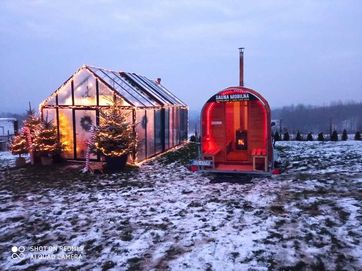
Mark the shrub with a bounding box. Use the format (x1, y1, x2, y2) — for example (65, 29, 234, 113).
(295, 131, 303, 141)
(355, 131, 361, 140)
(330, 130, 338, 141)
(306, 132, 313, 141)
(283, 132, 290, 141)
(317, 132, 324, 141)
(274, 131, 281, 141)
(341, 129, 348, 141)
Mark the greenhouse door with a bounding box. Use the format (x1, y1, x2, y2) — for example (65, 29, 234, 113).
(74, 109, 97, 160)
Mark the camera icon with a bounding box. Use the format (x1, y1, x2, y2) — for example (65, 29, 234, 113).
(11, 246, 25, 260)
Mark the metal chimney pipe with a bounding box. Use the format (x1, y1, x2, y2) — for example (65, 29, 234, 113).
(239, 47, 244, 87)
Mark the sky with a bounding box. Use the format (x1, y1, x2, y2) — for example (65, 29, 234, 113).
(0, 0, 361, 113)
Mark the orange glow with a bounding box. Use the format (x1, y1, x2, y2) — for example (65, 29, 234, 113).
(58, 112, 73, 157)
(237, 139, 245, 146)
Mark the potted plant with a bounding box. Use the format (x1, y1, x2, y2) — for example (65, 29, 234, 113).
(33, 119, 58, 166)
(93, 102, 136, 171)
(10, 133, 28, 167)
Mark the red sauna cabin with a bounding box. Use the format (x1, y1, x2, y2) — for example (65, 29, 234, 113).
(200, 49, 273, 174)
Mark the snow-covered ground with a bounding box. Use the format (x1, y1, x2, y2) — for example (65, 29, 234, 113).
(0, 141, 361, 270)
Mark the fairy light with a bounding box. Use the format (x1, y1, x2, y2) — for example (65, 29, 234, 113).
(10, 133, 28, 157)
(33, 122, 58, 154)
(94, 103, 137, 157)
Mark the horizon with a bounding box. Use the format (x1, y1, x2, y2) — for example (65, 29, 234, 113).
(1, 1, 361, 114)
(2, 98, 362, 116)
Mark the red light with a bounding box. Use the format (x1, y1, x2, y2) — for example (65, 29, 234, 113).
(219, 89, 247, 96)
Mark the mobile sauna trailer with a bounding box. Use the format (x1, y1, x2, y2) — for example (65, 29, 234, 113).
(199, 49, 272, 174)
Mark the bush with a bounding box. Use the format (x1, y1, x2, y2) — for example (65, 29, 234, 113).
(274, 131, 281, 141)
(306, 132, 313, 141)
(342, 129, 348, 141)
(330, 130, 338, 141)
(355, 131, 361, 140)
(317, 132, 324, 141)
(295, 131, 303, 141)
(283, 132, 290, 141)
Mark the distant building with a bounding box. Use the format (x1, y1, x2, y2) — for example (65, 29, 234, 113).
(39, 65, 188, 162)
(0, 118, 18, 151)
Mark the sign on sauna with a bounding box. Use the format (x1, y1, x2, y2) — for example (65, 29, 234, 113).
(208, 91, 257, 103)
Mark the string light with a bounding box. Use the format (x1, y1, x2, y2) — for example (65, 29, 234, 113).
(93, 102, 137, 157)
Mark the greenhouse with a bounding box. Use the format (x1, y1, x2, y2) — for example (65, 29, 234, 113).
(40, 65, 188, 162)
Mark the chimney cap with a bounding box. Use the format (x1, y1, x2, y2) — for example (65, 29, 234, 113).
(239, 47, 245, 52)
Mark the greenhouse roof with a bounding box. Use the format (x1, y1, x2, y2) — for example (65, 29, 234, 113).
(87, 66, 186, 107)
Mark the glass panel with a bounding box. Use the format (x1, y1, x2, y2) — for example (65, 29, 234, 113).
(75, 110, 97, 159)
(135, 110, 146, 161)
(173, 107, 177, 146)
(140, 75, 182, 105)
(88, 67, 151, 107)
(57, 80, 73, 105)
(158, 83, 187, 106)
(181, 108, 188, 141)
(73, 69, 97, 106)
(42, 109, 57, 126)
(43, 94, 56, 106)
(164, 108, 169, 149)
(108, 71, 154, 107)
(126, 73, 168, 105)
(176, 107, 180, 144)
(146, 109, 155, 157)
(58, 109, 74, 159)
(169, 107, 174, 147)
(98, 79, 114, 106)
(154, 109, 162, 153)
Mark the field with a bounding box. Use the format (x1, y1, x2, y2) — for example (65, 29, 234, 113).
(0, 141, 361, 270)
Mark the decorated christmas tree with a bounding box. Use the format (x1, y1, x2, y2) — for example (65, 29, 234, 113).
(33, 119, 58, 155)
(10, 133, 28, 157)
(94, 102, 136, 157)
(23, 106, 42, 139)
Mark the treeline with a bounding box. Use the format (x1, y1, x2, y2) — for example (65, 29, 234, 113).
(272, 101, 362, 133)
(0, 112, 27, 124)
(273, 130, 362, 142)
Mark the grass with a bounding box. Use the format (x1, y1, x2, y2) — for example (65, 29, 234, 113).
(0, 143, 196, 192)
(157, 142, 198, 165)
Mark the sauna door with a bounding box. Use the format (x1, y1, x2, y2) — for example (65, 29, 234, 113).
(74, 109, 97, 160)
(225, 102, 249, 162)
